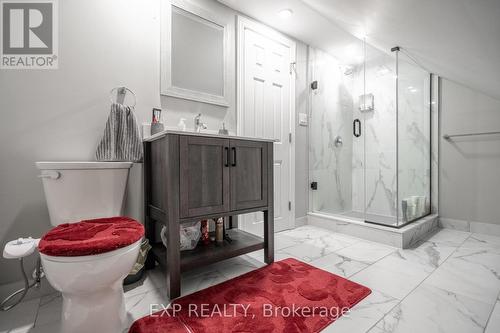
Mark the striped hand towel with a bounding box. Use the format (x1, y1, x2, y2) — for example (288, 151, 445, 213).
(95, 103, 143, 162)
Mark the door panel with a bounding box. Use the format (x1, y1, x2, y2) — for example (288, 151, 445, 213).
(239, 18, 294, 235)
(179, 136, 230, 218)
(273, 161, 282, 220)
(230, 140, 268, 210)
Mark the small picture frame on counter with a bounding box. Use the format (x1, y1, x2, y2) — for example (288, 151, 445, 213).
(151, 108, 164, 135)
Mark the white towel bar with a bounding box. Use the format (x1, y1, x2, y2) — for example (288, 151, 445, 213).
(443, 131, 500, 140)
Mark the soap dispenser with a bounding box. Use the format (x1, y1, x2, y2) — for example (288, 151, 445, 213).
(177, 118, 187, 131)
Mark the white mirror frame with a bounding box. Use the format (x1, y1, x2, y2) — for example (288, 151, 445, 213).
(161, 0, 229, 107)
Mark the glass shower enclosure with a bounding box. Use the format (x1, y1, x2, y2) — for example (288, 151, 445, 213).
(309, 40, 431, 227)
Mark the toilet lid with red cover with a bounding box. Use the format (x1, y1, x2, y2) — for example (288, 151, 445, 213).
(38, 217, 144, 256)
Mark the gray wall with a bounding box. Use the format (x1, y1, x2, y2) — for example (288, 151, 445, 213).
(439, 79, 500, 225)
(0, 0, 160, 287)
(0, 0, 309, 287)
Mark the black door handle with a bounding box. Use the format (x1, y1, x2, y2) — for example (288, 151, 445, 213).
(224, 147, 229, 167)
(353, 119, 361, 137)
(231, 147, 237, 166)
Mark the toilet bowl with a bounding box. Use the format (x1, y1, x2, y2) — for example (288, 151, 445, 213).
(35, 161, 140, 333)
(40, 239, 141, 333)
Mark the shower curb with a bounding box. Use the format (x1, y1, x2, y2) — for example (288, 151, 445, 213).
(307, 212, 439, 248)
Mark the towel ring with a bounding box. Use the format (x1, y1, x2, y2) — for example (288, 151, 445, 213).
(109, 87, 136, 108)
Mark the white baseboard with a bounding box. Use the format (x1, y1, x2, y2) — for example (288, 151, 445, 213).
(439, 217, 470, 231)
(470, 221, 500, 237)
(439, 217, 500, 237)
(295, 215, 307, 227)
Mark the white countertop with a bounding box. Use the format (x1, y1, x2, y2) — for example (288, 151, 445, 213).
(143, 129, 277, 143)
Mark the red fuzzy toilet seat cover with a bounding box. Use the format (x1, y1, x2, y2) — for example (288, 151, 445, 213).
(38, 217, 144, 256)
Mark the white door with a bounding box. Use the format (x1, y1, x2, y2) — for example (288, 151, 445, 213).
(237, 16, 296, 236)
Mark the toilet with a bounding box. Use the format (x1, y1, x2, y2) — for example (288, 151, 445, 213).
(36, 161, 143, 333)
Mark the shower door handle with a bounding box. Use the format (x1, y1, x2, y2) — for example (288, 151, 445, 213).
(353, 119, 361, 137)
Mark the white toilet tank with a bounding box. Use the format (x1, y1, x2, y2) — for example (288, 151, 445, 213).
(36, 162, 133, 226)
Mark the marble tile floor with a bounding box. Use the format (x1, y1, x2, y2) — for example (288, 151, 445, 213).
(1, 226, 500, 333)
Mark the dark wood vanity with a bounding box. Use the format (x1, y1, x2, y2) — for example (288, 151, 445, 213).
(143, 131, 274, 299)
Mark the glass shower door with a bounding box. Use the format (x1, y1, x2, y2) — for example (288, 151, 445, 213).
(309, 40, 364, 217)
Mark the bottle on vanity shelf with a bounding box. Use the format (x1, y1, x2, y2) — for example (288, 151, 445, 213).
(200, 220, 210, 245)
(215, 217, 224, 244)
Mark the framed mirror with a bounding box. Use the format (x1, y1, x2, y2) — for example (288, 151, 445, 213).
(161, 0, 229, 107)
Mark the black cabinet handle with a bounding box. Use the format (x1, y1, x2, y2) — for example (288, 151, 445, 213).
(224, 147, 229, 167)
(231, 147, 237, 166)
(353, 119, 361, 137)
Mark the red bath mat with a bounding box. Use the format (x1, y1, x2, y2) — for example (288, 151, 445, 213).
(129, 258, 371, 333)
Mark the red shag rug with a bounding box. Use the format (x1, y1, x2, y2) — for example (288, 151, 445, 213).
(129, 258, 371, 333)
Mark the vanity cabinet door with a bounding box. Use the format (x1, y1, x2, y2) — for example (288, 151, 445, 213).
(179, 136, 230, 218)
(229, 140, 268, 210)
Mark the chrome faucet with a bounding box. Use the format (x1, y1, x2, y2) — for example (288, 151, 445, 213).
(194, 113, 207, 133)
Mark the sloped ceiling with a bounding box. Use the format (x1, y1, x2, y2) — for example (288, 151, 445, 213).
(219, 0, 500, 100)
(219, 0, 364, 64)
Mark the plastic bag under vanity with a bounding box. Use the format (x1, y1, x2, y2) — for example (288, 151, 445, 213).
(161, 221, 201, 251)
(124, 238, 152, 285)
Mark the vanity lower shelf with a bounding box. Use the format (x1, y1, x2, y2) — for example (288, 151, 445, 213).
(150, 229, 264, 273)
